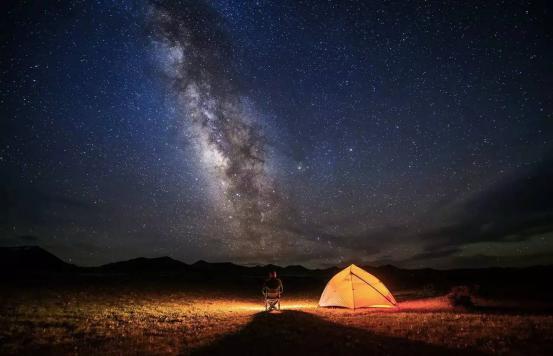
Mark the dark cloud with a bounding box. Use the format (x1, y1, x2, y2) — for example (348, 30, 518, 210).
(419, 151, 553, 250)
(406, 247, 462, 262)
(445, 251, 553, 269)
(16, 235, 40, 242)
(281, 151, 553, 266)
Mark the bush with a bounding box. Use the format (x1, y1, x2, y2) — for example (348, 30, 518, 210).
(447, 285, 476, 307)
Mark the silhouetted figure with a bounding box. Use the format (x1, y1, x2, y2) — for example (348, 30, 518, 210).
(262, 271, 283, 311)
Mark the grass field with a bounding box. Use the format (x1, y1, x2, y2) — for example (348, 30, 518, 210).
(1, 283, 552, 355)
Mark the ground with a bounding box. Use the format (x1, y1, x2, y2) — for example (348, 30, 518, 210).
(1, 283, 552, 355)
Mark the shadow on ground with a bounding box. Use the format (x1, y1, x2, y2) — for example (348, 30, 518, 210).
(189, 310, 482, 356)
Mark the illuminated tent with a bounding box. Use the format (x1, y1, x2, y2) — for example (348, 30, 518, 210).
(319, 264, 397, 309)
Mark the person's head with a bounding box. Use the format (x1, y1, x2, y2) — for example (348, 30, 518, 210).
(269, 271, 277, 279)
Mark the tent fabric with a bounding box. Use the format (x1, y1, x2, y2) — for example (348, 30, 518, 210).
(319, 264, 397, 309)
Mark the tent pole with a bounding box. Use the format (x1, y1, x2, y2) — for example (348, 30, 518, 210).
(350, 265, 355, 310)
(350, 270, 397, 306)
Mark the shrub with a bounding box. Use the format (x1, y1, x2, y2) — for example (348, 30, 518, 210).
(447, 285, 476, 307)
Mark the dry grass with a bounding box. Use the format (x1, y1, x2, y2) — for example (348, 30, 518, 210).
(312, 298, 553, 355)
(1, 287, 552, 355)
(0, 288, 260, 355)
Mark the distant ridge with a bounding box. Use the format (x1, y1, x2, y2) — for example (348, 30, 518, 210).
(0, 246, 75, 272)
(1, 246, 552, 297)
(2, 245, 553, 302)
(99, 256, 188, 273)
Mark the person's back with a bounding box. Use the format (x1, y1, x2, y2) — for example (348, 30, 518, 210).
(265, 277, 283, 291)
(263, 271, 283, 293)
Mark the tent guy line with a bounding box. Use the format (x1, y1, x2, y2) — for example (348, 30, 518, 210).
(350, 269, 397, 306)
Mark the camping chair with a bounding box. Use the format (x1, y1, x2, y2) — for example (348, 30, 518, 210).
(262, 287, 281, 311)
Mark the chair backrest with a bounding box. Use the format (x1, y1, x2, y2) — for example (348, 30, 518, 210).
(265, 289, 280, 298)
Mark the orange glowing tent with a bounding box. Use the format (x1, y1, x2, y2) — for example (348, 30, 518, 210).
(319, 264, 397, 309)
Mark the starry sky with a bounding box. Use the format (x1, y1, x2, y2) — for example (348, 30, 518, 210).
(1, 0, 552, 268)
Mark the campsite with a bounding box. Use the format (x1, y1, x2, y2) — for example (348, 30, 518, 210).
(2, 0, 553, 355)
(1, 247, 553, 355)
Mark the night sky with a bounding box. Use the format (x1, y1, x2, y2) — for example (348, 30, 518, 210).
(1, 0, 552, 268)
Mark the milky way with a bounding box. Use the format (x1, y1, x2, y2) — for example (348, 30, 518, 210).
(149, 1, 283, 253)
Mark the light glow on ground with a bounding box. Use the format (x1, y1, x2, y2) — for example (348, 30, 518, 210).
(169, 297, 450, 315)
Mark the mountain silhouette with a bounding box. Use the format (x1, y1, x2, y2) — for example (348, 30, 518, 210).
(0, 246, 75, 273)
(99, 256, 188, 273)
(1, 245, 552, 301)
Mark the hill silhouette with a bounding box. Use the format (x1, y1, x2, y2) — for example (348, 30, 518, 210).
(1, 246, 552, 300)
(0, 246, 76, 273)
(99, 256, 189, 273)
